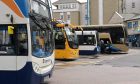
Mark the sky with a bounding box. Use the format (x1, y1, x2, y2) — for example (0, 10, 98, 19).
(51, 0, 87, 3)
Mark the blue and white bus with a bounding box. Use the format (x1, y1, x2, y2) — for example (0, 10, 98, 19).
(75, 30, 100, 55)
(0, 0, 55, 84)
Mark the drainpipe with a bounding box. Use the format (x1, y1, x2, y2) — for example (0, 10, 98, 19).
(99, 0, 103, 25)
(87, 0, 90, 25)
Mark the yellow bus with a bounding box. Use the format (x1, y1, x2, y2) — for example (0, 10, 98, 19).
(54, 23, 79, 60)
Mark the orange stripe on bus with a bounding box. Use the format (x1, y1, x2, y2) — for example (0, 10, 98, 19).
(2, 0, 24, 18)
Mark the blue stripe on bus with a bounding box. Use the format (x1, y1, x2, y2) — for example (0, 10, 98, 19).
(79, 47, 99, 55)
(0, 62, 53, 84)
(15, 0, 30, 17)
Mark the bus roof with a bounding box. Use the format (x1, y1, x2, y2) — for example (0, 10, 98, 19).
(99, 33, 111, 38)
(80, 24, 125, 29)
(75, 31, 97, 35)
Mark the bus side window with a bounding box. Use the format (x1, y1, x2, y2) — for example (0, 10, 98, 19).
(18, 28, 28, 56)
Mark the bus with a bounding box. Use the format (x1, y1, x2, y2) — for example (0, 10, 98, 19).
(54, 23, 79, 60)
(75, 30, 100, 55)
(0, 0, 55, 84)
(80, 24, 129, 53)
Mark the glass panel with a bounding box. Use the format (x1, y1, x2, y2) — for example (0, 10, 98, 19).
(30, 19, 54, 58)
(31, 1, 50, 17)
(0, 27, 15, 55)
(54, 28, 65, 49)
(65, 27, 78, 49)
(107, 27, 124, 44)
(133, 21, 138, 28)
(0, 25, 28, 56)
(128, 22, 132, 28)
(39, 4, 49, 17)
(17, 25, 28, 56)
(78, 35, 96, 45)
(31, 1, 39, 13)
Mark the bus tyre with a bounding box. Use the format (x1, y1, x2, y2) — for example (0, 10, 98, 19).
(40, 78, 47, 84)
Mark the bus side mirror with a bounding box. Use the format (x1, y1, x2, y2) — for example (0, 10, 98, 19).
(8, 26, 14, 34)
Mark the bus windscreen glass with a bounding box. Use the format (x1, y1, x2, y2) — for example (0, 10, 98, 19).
(31, 0, 50, 18)
(65, 27, 79, 49)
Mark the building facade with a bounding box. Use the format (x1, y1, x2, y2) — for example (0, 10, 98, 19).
(122, 0, 140, 14)
(52, 0, 87, 26)
(90, 0, 121, 25)
(80, 2, 88, 25)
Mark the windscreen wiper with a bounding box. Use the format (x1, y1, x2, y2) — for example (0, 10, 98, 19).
(41, 17, 52, 30)
(29, 13, 45, 30)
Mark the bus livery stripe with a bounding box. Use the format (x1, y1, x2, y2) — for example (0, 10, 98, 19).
(1, 0, 24, 18)
(15, 0, 29, 17)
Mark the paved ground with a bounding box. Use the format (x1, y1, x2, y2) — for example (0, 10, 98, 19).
(45, 49, 140, 84)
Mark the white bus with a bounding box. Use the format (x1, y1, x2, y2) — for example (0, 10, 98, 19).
(0, 0, 55, 84)
(75, 30, 100, 55)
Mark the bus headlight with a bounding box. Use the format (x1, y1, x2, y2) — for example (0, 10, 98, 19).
(32, 62, 41, 74)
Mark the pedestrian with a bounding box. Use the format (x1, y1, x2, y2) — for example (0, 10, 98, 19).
(100, 40, 105, 53)
(105, 41, 111, 53)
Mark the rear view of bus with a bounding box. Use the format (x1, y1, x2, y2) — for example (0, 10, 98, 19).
(54, 23, 79, 60)
(0, 0, 54, 84)
(75, 30, 100, 55)
(107, 25, 129, 53)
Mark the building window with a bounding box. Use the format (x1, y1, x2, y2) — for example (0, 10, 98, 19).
(128, 22, 133, 28)
(60, 15, 63, 20)
(63, 5, 65, 9)
(67, 15, 70, 20)
(59, 5, 63, 9)
(67, 12, 71, 24)
(72, 4, 76, 9)
(60, 13, 64, 20)
(68, 4, 71, 9)
(133, 21, 138, 28)
(66, 4, 68, 9)
(132, 2, 135, 8)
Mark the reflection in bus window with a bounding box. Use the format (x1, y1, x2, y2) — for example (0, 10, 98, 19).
(55, 28, 65, 49)
(65, 27, 79, 49)
(31, 20, 54, 58)
(0, 25, 28, 56)
(78, 35, 96, 45)
(31, 0, 49, 17)
(0, 27, 15, 55)
(17, 25, 28, 56)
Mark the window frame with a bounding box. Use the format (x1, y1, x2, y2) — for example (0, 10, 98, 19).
(0, 24, 28, 56)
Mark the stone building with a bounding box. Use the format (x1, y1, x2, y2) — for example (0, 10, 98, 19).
(53, 0, 87, 25)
